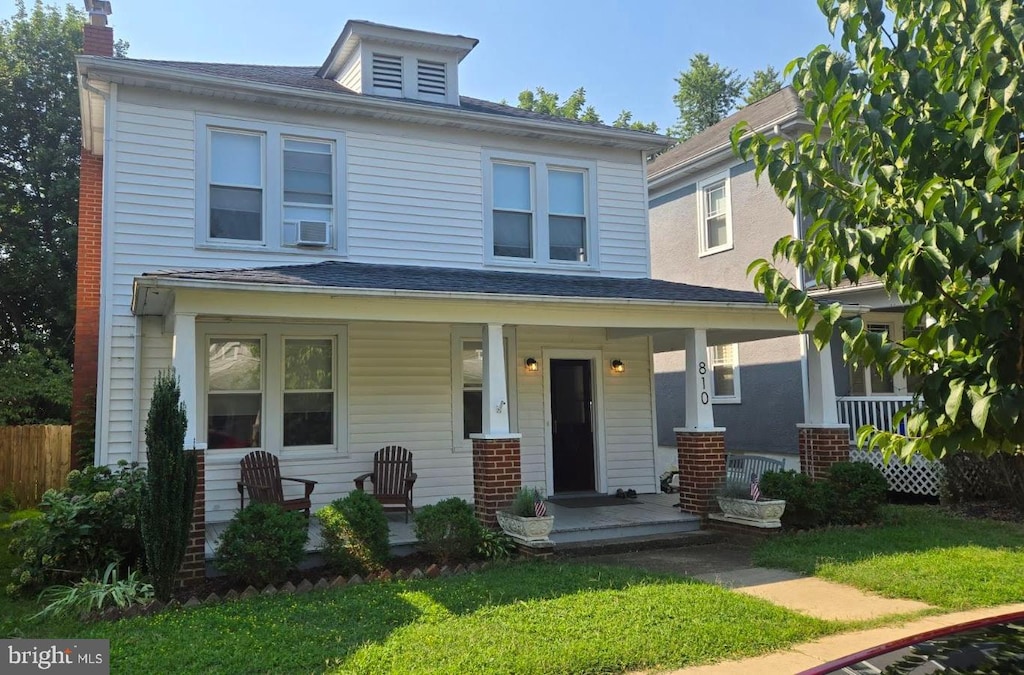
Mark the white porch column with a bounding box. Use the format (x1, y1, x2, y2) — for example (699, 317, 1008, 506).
(480, 323, 511, 436)
(805, 338, 839, 425)
(171, 311, 204, 449)
(682, 328, 716, 429)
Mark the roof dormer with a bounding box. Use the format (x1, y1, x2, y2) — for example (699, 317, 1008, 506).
(317, 20, 477, 106)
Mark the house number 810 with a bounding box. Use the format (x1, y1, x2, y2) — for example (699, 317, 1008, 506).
(698, 361, 709, 405)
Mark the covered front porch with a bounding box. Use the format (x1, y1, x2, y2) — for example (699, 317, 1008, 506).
(131, 260, 812, 561)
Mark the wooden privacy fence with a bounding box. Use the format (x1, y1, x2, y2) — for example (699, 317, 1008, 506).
(0, 425, 72, 506)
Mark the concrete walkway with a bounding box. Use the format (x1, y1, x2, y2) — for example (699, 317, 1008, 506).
(662, 603, 1024, 674)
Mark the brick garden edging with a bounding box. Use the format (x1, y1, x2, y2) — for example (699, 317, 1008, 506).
(88, 561, 493, 622)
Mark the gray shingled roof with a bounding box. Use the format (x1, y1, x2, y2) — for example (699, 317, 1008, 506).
(144, 260, 768, 305)
(647, 86, 804, 178)
(115, 58, 666, 138)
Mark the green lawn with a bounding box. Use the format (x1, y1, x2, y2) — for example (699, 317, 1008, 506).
(754, 505, 1024, 610)
(8, 562, 834, 674)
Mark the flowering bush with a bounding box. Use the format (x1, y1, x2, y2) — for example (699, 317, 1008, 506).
(7, 462, 147, 595)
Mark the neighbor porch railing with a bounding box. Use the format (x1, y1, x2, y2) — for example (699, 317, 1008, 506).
(835, 395, 914, 443)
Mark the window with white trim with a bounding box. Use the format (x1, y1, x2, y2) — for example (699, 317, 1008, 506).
(485, 151, 598, 267)
(209, 130, 264, 242)
(698, 172, 732, 256)
(708, 343, 741, 403)
(198, 117, 346, 252)
(202, 324, 347, 457)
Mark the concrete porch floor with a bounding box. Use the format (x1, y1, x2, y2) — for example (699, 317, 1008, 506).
(205, 492, 697, 558)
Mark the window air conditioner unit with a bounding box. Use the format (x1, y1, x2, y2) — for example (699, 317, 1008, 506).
(295, 220, 330, 247)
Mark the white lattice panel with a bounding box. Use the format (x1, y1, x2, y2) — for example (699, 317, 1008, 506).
(850, 448, 943, 496)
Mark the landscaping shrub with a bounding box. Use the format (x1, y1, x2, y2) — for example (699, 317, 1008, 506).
(34, 562, 153, 619)
(317, 490, 390, 575)
(475, 528, 514, 560)
(414, 497, 483, 565)
(213, 503, 308, 587)
(0, 487, 17, 513)
(826, 461, 888, 525)
(140, 371, 198, 600)
(508, 486, 544, 518)
(7, 462, 146, 594)
(759, 470, 827, 529)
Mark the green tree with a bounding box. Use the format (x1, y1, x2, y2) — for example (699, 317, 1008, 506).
(737, 0, 1024, 460)
(140, 371, 197, 600)
(744, 65, 783, 105)
(0, 1, 84, 361)
(670, 53, 746, 140)
(0, 341, 71, 425)
(515, 85, 657, 130)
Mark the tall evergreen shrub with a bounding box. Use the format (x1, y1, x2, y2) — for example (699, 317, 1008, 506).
(139, 371, 197, 600)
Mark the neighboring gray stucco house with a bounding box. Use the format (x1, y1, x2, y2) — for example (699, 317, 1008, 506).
(647, 87, 915, 458)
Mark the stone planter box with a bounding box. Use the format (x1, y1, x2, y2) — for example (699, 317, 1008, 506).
(713, 497, 786, 529)
(496, 511, 555, 545)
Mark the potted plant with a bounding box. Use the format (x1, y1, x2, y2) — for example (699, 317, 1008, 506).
(714, 478, 786, 528)
(496, 486, 554, 544)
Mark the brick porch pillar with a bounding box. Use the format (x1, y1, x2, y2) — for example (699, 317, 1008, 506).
(470, 434, 521, 527)
(178, 449, 206, 586)
(675, 428, 726, 517)
(798, 424, 850, 480)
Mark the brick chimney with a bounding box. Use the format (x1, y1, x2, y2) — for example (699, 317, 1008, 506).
(72, 0, 114, 467)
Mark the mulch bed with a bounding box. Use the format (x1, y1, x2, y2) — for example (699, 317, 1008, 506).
(942, 500, 1024, 524)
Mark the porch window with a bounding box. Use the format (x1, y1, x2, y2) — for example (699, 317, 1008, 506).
(283, 338, 334, 447)
(209, 130, 264, 242)
(850, 324, 895, 395)
(453, 332, 516, 448)
(207, 338, 263, 449)
(492, 162, 534, 259)
(698, 172, 732, 256)
(461, 340, 484, 438)
(708, 343, 741, 403)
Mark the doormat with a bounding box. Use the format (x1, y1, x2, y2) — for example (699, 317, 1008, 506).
(548, 496, 642, 508)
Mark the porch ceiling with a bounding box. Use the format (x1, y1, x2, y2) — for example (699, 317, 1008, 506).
(133, 261, 852, 333)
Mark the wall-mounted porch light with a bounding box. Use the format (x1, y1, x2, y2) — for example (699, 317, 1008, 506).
(610, 359, 625, 373)
(525, 357, 539, 372)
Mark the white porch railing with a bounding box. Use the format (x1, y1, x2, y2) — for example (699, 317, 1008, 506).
(836, 395, 914, 443)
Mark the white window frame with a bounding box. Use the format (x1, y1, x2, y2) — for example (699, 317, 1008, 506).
(697, 170, 733, 257)
(482, 149, 600, 270)
(198, 322, 349, 462)
(707, 343, 741, 404)
(206, 335, 265, 451)
(206, 129, 266, 245)
(281, 136, 337, 247)
(195, 115, 347, 254)
(450, 326, 518, 453)
(849, 320, 907, 396)
(281, 335, 338, 451)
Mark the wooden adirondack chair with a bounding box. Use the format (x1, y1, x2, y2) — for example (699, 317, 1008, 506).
(237, 450, 317, 516)
(354, 445, 417, 522)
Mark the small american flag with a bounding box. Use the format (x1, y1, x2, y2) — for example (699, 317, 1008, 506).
(534, 497, 547, 517)
(750, 473, 761, 502)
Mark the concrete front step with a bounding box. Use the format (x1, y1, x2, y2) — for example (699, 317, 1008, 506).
(556, 529, 722, 555)
(549, 512, 702, 545)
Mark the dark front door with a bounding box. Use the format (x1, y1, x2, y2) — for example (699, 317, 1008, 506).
(550, 359, 595, 493)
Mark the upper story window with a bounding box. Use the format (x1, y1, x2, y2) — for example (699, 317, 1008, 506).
(209, 131, 264, 242)
(197, 116, 346, 253)
(698, 171, 732, 256)
(484, 150, 598, 268)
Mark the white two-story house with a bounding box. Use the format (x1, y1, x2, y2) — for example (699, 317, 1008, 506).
(74, 9, 809, 559)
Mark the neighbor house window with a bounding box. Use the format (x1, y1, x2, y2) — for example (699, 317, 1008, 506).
(850, 324, 895, 395)
(708, 343, 741, 403)
(698, 172, 732, 255)
(283, 338, 334, 447)
(486, 152, 597, 266)
(207, 338, 263, 449)
(492, 163, 534, 259)
(209, 130, 264, 242)
(282, 138, 334, 246)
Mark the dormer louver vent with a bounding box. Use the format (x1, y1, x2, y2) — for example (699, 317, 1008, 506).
(417, 60, 447, 98)
(371, 53, 403, 93)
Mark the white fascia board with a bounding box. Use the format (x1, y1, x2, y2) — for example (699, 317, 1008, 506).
(647, 114, 806, 191)
(77, 57, 672, 152)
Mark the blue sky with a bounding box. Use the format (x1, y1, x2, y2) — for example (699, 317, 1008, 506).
(6, 0, 837, 131)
